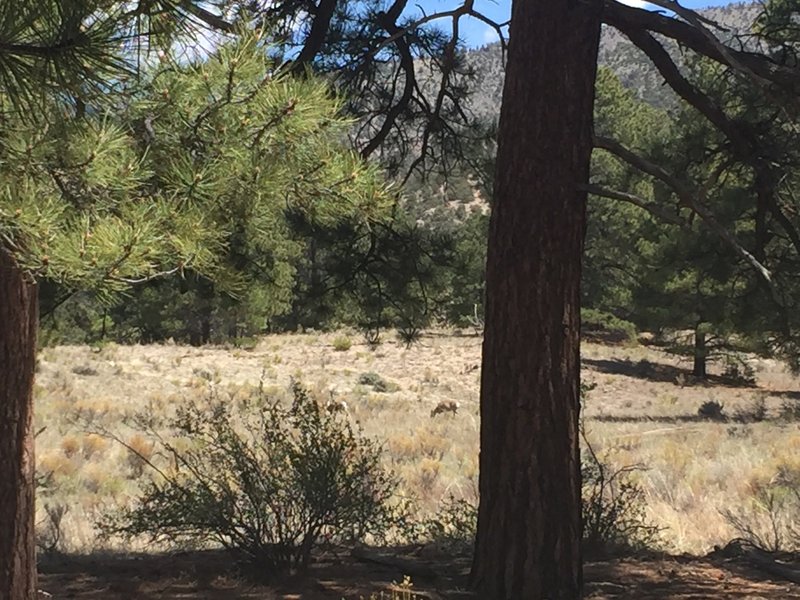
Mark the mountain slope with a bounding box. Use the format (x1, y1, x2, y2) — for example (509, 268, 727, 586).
(464, 2, 762, 117)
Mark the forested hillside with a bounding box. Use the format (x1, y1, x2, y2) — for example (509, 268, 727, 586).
(466, 3, 762, 113)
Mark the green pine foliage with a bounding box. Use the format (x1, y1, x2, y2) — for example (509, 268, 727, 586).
(586, 67, 670, 319)
(0, 105, 216, 300)
(4, 30, 392, 341)
(588, 41, 800, 367)
(445, 210, 489, 326)
(0, 1, 127, 113)
(112, 34, 392, 333)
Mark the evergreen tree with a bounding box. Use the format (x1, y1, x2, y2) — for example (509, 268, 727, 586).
(106, 35, 389, 343)
(0, 6, 389, 595)
(585, 67, 669, 321)
(590, 41, 800, 373)
(588, 67, 750, 373)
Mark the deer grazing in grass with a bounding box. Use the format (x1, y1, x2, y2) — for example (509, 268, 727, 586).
(430, 400, 459, 418)
(325, 390, 349, 414)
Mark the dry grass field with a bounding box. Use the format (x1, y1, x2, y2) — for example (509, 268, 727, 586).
(33, 330, 800, 561)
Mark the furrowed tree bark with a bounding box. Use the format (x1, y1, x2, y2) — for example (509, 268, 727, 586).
(0, 248, 38, 600)
(471, 0, 603, 598)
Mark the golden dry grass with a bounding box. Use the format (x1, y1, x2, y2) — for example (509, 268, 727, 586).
(33, 331, 800, 555)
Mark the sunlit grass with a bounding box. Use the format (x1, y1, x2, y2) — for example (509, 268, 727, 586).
(33, 331, 800, 555)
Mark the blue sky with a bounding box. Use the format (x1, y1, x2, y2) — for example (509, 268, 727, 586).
(414, 0, 741, 48)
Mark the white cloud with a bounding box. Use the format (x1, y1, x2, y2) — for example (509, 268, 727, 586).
(482, 27, 499, 45)
(617, 0, 652, 7)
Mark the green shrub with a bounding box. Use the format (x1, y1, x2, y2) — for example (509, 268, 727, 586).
(358, 371, 390, 392)
(581, 308, 637, 344)
(421, 496, 477, 552)
(332, 335, 353, 352)
(100, 382, 398, 576)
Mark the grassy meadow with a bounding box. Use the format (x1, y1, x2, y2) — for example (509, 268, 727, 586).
(33, 331, 800, 556)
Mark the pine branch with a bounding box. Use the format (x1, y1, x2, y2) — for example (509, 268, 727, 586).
(603, 0, 800, 93)
(583, 183, 688, 228)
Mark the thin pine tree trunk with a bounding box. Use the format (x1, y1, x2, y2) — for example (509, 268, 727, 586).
(0, 248, 38, 600)
(693, 326, 707, 378)
(471, 0, 603, 597)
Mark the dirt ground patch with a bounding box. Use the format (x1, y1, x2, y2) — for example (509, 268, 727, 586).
(584, 555, 800, 599)
(38, 548, 800, 599)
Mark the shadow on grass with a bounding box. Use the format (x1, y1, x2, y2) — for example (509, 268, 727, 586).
(587, 414, 714, 424)
(582, 357, 758, 388)
(771, 390, 800, 400)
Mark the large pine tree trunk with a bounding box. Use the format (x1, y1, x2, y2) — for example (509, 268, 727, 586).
(471, 0, 603, 598)
(0, 249, 39, 600)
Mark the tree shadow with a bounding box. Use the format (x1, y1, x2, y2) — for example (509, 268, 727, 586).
(582, 357, 757, 388)
(584, 553, 800, 598)
(37, 546, 469, 600)
(587, 414, 710, 424)
(37, 546, 800, 599)
(769, 390, 800, 400)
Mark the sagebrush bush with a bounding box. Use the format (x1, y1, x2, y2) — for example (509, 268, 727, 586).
(100, 381, 398, 575)
(581, 442, 661, 553)
(358, 371, 389, 392)
(124, 433, 155, 478)
(721, 480, 800, 552)
(36, 502, 69, 556)
(421, 496, 477, 552)
(332, 335, 353, 351)
(579, 386, 659, 553)
(404, 450, 659, 556)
